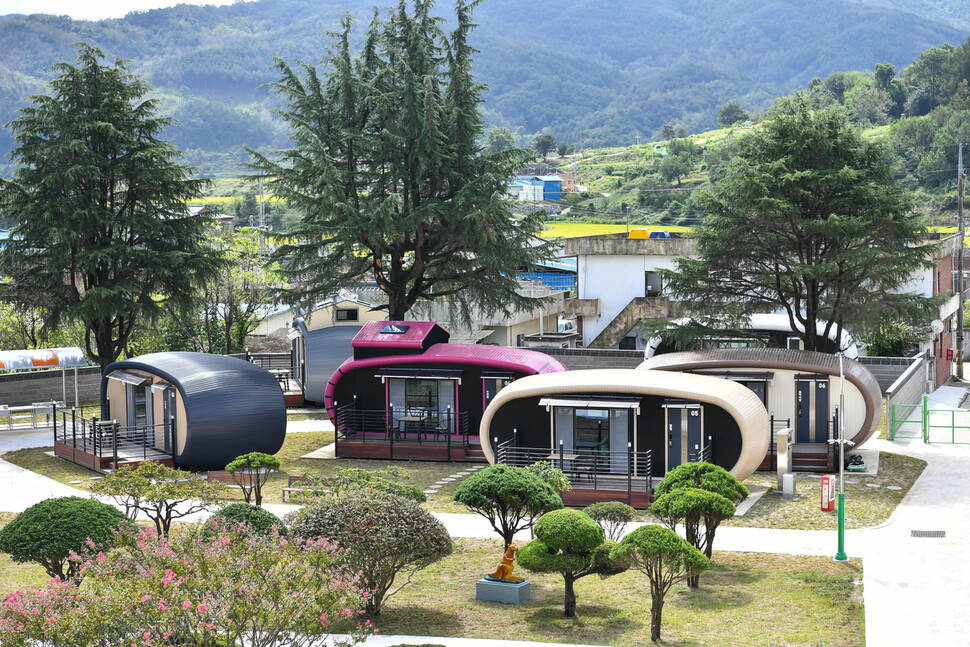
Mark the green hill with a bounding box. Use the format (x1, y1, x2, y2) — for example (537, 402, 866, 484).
(0, 0, 965, 174)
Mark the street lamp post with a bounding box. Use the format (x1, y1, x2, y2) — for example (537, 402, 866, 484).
(831, 352, 853, 563)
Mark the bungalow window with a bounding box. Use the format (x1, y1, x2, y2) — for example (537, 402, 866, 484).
(335, 308, 359, 322)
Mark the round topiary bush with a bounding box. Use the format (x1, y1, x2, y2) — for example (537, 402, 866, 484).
(583, 501, 637, 541)
(201, 502, 287, 540)
(0, 496, 128, 581)
(292, 491, 452, 615)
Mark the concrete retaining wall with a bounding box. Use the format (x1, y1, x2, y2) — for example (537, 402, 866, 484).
(0, 366, 101, 407)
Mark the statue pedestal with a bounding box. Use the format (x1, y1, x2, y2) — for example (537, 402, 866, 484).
(476, 578, 531, 604)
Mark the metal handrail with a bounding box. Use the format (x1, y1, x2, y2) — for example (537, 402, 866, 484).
(495, 441, 654, 493)
(53, 406, 174, 462)
(334, 403, 472, 444)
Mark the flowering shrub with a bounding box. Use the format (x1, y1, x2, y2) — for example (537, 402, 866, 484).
(292, 491, 452, 615)
(0, 524, 371, 646)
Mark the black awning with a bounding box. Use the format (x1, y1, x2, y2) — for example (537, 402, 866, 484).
(376, 367, 464, 380)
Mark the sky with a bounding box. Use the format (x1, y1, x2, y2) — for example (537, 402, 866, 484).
(0, 0, 254, 21)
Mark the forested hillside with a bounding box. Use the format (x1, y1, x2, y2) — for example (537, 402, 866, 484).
(0, 0, 965, 174)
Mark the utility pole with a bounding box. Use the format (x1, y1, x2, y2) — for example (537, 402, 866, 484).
(957, 144, 966, 380)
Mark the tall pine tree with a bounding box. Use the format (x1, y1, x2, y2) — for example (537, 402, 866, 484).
(661, 95, 936, 352)
(0, 44, 224, 369)
(251, 0, 553, 322)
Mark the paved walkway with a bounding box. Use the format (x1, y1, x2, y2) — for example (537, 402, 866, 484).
(4, 391, 970, 646)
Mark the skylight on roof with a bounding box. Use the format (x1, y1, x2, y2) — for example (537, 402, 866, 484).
(380, 324, 410, 334)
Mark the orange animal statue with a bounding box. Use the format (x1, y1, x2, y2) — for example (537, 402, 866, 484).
(486, 543, 525, 583)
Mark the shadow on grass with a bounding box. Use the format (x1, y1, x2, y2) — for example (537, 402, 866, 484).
(519, 601, 641, 640)
(372, 605, 464, 637)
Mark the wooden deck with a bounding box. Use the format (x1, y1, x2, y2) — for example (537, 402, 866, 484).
(334, 434, 488, 463)
(54, 440, 174, 472)
(564, 475, 655, 509)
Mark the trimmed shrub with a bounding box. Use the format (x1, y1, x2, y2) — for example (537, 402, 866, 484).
(653, 462, 749, 503)
(517, 509, 626, 617)
(611, 525, 709, 642)
(583, 501, 637, 541)
(526, 461, 572, 493)
(226, 452, 281, 506)
(292, 492, 452, 615)
(454, 464, 563, 549)
(0, 496, 128, 581)
(201, 502, 287, 540)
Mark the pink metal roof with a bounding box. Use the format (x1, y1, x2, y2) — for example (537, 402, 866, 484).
(422, 344, 567, 375)
(351, 320, 448, 350)
(323, 343, 567, 415)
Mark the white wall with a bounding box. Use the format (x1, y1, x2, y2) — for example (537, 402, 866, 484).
(578, 254, 679, 347)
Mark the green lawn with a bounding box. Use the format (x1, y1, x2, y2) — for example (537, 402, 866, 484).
(373, 538, 864, 647)
(0, 513, 51, 593)
(728, 452, 926, 530)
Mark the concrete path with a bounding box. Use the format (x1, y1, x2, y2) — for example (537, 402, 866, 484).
(4, 397, 970, 646)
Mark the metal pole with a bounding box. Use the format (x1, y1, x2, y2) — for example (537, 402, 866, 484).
(958, 143, 965, 379)
(835, 353, 848, 563)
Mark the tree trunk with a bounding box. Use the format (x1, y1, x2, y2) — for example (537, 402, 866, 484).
(563, 573, 577, 617)
(650, 593, 664, 642)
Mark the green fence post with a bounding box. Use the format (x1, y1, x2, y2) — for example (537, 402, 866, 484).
(889, 404, 895, 441)
(923, 395, 929, 443)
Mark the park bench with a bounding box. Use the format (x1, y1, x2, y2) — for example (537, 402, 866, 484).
(282, 474, 333, 502)
(207, 470, 245, 491)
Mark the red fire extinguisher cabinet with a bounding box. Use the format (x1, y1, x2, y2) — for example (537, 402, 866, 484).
(820, 474, 836, 512)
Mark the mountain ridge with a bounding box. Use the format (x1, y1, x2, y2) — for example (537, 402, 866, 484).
(0, 0, 965, 173)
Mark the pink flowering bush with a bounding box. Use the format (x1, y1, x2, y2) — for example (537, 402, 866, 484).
(0, 523, 371, 646)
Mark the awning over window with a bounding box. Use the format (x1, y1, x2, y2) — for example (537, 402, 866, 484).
(538, 396, 642, 410)
(0, 347, 87, 371)
(376, 367, 464, 380)
(149, 380, 172, 392)
(106, 370, 151, 386)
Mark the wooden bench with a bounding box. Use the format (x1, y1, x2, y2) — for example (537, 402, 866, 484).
(282, 475, 332, 502)
(207, 470, 245, 491)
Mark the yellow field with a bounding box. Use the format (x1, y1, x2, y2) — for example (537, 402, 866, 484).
(540, 222, 691, 238)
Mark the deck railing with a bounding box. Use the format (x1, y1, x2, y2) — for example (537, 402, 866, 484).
(493, 436, 654, 499)
(52, 405, 174, 470)
(333, 402, 473, 460)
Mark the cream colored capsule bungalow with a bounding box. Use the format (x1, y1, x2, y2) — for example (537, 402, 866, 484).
(640, 348, 881, 470)
(479, 369, 771, 497)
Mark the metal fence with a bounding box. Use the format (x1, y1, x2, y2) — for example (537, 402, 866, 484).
(891, 396, 970, 444)
(494, 436, 654, 496)
(52, 405, 174, 470)
(333, 402, 473, 459)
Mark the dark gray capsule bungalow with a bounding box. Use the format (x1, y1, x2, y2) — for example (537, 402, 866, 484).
(101, 352, 287, 471)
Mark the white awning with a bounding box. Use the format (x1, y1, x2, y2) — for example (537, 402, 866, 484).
(538, 397, 641, 411)
(106, 370, 151, 386)
(150, 380, 172, 392)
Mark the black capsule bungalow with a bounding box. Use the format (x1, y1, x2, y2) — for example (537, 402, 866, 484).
(324, 321, 568, 462)
(100, 352, 286, 471)
(480, 369, 769, 508)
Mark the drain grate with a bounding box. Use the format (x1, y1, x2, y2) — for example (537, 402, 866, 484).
(911, 530, 946, 538)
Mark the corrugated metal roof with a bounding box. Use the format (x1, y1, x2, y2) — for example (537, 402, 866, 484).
(103, 352, 286, 470)
(351, 320, 448, 349)
(422, 343, 567, 375)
